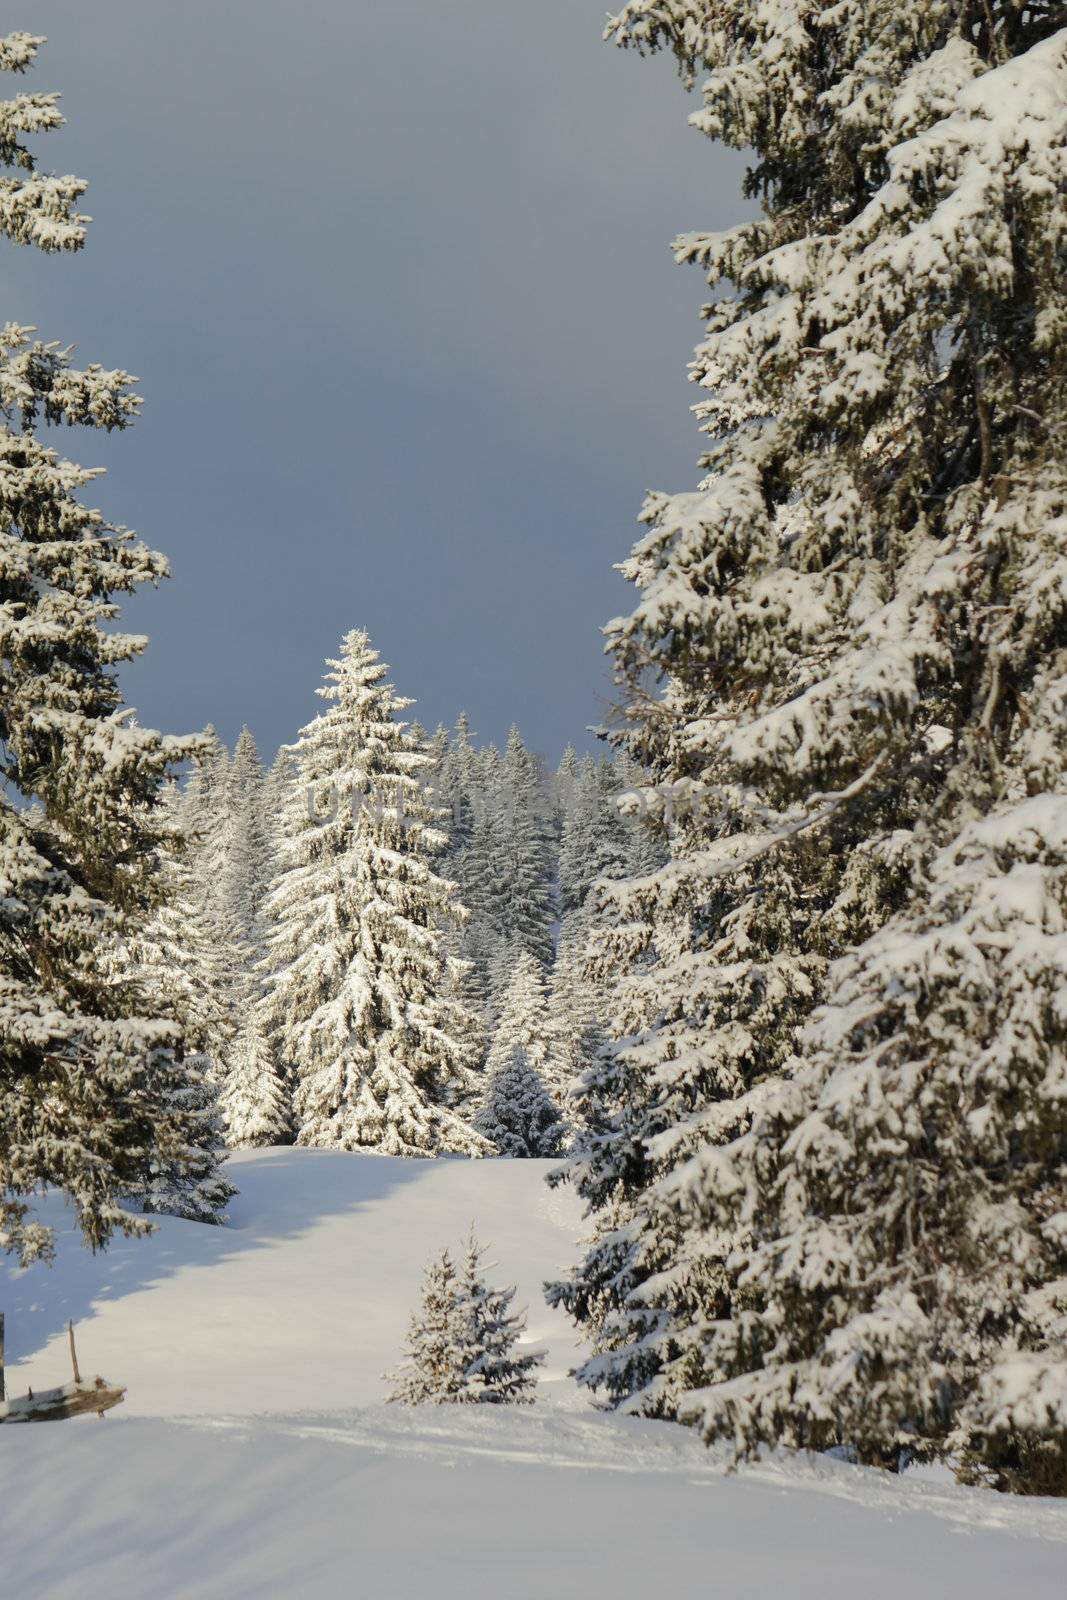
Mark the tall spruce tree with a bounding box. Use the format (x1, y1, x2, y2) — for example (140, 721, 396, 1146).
(135, 1044, 234, 1225)
(0, 32, 223, 1260)
(183, 731, 231, 940)
(263, 630, 488, 1155)
(213, 727, 290, 1143)
(218, 727, 270, 954)
(491, 727, 556, 971)
(128, 784, 233, 1070)
(551, 2, 1067, 1491)
(444, 713, 480, 857)
(428, 718, 496, 1051)
(554, 744, 581, 841)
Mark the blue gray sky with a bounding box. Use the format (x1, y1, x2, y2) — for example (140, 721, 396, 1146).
(10, 2, 748, 761)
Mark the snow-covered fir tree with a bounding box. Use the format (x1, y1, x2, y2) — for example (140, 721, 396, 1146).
(0, 32, 229, 1260)
(552, 1, 1067, 1493)
(422, 717, 559, 1043)
(386, 1246, 465, 1403)
(474, 1041, 564, 1158)
(615, 753, 670, 881)
(217, 727, 271, 955)
(262, 745, 297, 863)
(129, 784, 234, 1070)
(454, 804, 505, 1023)
(452, 1232, 543, 1403)
(219, 1009, 290, 1149)
(548, 903, 608, 1119)
(558, 758, 630, 917)
(116, 783, 235, 1221)
(263, 630, 488, 1155)
(212, 727, 290, 1145)
(386, 1233, 542, 1404)
(181, 730, 232, 939)
(438, 713, 480, 857)
(443, 730, 558, 1025)
(554, 744, 581, 834)
(486, 951, 567, 1112)
(135, 1047, 235, 1225)
(423, 718, 492, 1065)
(552, 757, 662, 1120)
(491, 726, 556, 972)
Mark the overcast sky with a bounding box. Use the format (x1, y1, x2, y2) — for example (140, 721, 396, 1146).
(10, 2, 748, 761)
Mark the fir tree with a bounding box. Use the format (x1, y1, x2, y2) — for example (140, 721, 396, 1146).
(182, 731, 232, 941)
(614, 753, 668, 880)
(558, 759, 630, 917)
(136, 1050, 235, 1225)
(424, 718, 496, 1059)
(218, 726, 271, 956)
(554, 744, 581, 831)
(453, 1232, 543, 1403)
(548, 904, 608, 1121)
(491, 727, 556, 970)
(546, 885, 686, 1410)
(445, 915, 493, 1066)
(386, 1233, 542, 1404)
(445, 712, 480, 856)
(425, 724, 558, 1032)
(552, 2, 1067, 1491)
(212, 728, 291, 1144)
(551, 757, 662, 1140)
(455, 805, 504, 1025)
(219, 1009, 290, 1149)
(474, 1042, 564, 1159)
(263, 745, 297, 854)
(487, 952, 567, 1111)
(385, 1246, 467, 1404)
(425, 713, 479, 871)
(112, 793, 235, 1224)
(128, 783, 234, 1071)
(0, 32, 223, 1261)
(264, 629, 488, 1155)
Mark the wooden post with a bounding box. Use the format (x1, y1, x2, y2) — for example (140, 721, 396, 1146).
(0, 1311, 5, 1404)
(67, 1321, 81, 1386)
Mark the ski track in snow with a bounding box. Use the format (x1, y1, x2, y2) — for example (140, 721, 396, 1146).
(168, 1404, 1067, 1545)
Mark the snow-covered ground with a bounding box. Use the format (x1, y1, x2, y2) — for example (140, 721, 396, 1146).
(2, 1150, 1065, 1598)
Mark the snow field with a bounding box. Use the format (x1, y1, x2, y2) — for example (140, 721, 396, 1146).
(1, 1149, 1065, 1599)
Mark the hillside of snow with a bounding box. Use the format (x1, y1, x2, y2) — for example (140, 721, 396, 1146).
(2, 1149, 1066, 1599)
(1, 1148, 585, 1416)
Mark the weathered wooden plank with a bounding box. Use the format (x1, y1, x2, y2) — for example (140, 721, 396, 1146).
(0, 1377, 126, 1424)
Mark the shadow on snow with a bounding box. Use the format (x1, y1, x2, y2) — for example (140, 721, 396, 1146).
(0, 1147, 440, 1369)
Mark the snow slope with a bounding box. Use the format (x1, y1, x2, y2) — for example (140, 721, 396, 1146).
(1, 1148, 584, 1415)
(2, 1150, 1065, 1599)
